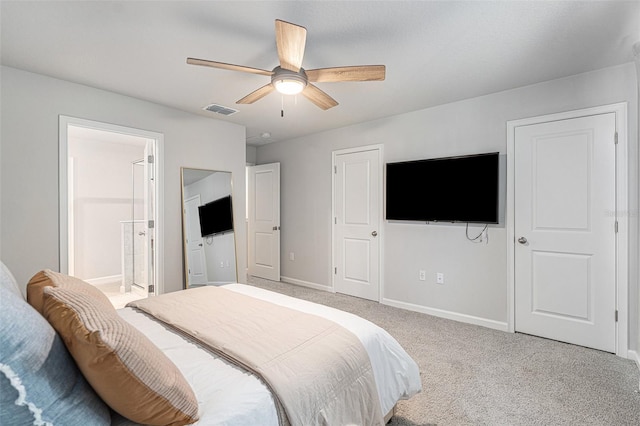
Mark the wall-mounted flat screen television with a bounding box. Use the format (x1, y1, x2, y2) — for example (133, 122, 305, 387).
(198, 195, 234, 237)
(386, 152, 499, 224)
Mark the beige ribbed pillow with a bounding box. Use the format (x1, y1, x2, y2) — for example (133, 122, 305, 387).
(27, 269, 114, 315)
(42, 287, 199, 426)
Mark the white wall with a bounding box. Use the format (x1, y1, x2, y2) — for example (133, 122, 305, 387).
(256, 64, 639, 342)
(0, 66, 247, 294)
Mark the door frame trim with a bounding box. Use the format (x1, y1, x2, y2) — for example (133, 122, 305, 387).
(331, 144, 384, 301)
(506, 103, 628, 356)
(59, 115, 165, 295)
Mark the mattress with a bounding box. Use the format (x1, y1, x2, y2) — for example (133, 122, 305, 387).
(115, 284, 421, 425)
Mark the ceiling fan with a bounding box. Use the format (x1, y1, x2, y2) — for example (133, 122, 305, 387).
(187, 19, 385, 110)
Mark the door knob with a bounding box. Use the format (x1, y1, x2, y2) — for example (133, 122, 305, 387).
(518, 237, 528, 244)
(138, 231, 146, 236)
(371, 231, 378, 237)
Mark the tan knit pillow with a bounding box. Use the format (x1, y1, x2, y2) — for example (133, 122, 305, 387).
(27, 269, 114, 315)
(42, 287, 199, 426)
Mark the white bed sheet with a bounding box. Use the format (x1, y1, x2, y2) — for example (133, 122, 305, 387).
(117, 284, 421, 425)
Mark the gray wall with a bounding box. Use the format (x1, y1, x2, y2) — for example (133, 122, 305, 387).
(256, 64, 638, 348)
(0, 66, 247, 294)
(246, 145, 257, 165)
(635, 47, 640, 364)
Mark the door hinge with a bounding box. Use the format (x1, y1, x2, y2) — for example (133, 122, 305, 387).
(334, 165, 337, 174)
(148, 285, 155, 293)
(615, 310, 618, 322)
(148, 220, 155, 229)
(334, 217, 337, 224)
(148, 155, 154, 163)
(614, 132, 618, 145)
(334, 267, 337, 274)
(615, 221, 618, 233)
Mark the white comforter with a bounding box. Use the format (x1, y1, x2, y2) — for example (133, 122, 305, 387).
(117, 284, 421, 425)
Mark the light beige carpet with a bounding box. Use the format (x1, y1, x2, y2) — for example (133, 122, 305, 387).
(247, 276, 640, 425)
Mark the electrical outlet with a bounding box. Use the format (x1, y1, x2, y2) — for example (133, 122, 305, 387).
(220, 261, 224, 268)
(419, 270, 426, 281)
(436, 272, 444, 284)
(289, 252, 295, 261)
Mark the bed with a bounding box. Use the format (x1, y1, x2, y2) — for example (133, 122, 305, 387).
(0, 266, 421, 426)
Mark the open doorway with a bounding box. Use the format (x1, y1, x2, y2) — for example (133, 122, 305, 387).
(59, 117, 163, 308)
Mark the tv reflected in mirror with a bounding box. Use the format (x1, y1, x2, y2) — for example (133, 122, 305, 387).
(198, 195, 234, 237)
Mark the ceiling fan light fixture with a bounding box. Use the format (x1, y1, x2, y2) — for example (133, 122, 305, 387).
(273, 78, 306, 95)
(271, 67, 307, 95)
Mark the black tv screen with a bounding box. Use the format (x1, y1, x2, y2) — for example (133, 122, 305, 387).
(386, 152, 499, 223)
(198, 195, 234, 237)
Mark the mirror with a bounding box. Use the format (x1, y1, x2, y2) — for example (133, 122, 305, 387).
(181, 168, 237, 288)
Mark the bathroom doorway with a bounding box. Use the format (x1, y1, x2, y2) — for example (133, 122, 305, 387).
(59, 117, 163, 308)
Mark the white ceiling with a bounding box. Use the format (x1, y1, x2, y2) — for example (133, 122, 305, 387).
(2, 1, 638, 146)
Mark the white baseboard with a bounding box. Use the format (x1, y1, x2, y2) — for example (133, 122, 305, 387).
(281, 276, 333, 293)
(85, 274, 122, 286)
(280, 277, 507, 332)
(382, 297, 509, 332)
(209, 281, 234, 286)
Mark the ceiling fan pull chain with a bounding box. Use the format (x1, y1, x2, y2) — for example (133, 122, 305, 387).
(281, 95, 285, 117)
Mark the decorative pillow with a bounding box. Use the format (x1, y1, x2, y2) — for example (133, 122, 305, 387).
(0, 284, 111, 425)
(42, 286, 199, 426)
(0, 261, 23, 299)
(27, 269, 114, 315)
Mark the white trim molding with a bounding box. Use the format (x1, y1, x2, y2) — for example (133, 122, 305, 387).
(84, 275, 122, 286)
(506, 103, 629, 357)
(281, 276, 334, 293)
(59, 115, 165, 295)
(382, 297, 509, 332)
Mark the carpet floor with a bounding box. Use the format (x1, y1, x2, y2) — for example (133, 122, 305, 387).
(247, 276, 640, 425)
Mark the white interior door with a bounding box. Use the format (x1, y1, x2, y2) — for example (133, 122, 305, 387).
(248, 163, 280, 281)
(514, 113, 617, 352)
(140, 141, 154, 297)
(184, 195, 207, 285)
(333, 147, 381, 301)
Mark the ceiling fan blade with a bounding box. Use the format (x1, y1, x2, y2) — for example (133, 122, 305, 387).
(275, 19, 306, 72)
(236, 83, 275, 104)
(187, 58, 273, 76)
(302, 84, 338, 110)
(306, 65, 386, 82)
